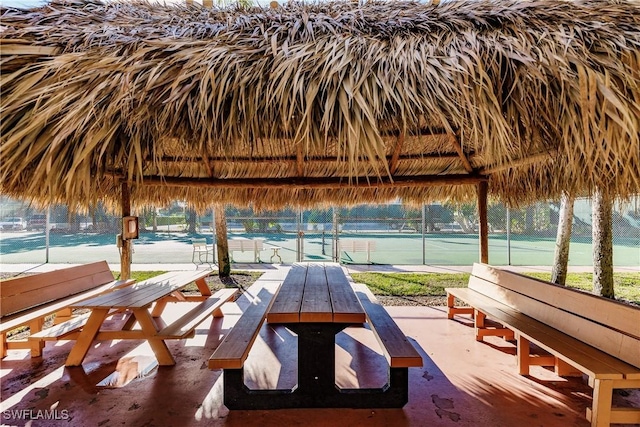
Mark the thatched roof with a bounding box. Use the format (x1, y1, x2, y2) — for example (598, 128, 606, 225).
(1, 0, 639, 212)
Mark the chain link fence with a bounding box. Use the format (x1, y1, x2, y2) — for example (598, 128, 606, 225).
(1, 196, 638, 267)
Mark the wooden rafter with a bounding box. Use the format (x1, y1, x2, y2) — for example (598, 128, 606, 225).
(149, 153, 461, 165)
(388, 133, 405, 175)
(0, 44, 60, 56)
(449, 134, 474, 173)
(130, 174, 488, 190)
(296, 143, 305, 176)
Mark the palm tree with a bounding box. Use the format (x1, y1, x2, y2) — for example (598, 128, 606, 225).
(551, 193, 574, 286)
(214, 205, 231, 278)
(592, 188, 614, 298)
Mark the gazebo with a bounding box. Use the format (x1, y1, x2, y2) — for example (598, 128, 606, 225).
(1, 0, 639, 276)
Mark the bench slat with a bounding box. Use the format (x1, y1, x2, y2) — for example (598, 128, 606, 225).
(1, 261, 115, 316)
(447, 288, 638, 379)
(209, 284, 278, 370)
(353, 284, 422, 368)
(73, 271, 213, 309)
(267, 264, 307, 323)
(325, 266, 366, 323)
(29, 313, 92, 340)
(300, 264, 333, 322)
(156, 289, 237, 339)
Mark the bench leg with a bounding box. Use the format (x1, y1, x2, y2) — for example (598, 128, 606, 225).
(30, 339, 45, 358)
(1, 333, 6, 358)
(28, 318, 45, 357)
(446, 294, 474, 319)
(447, 294, 455, 319)
(590, 379, 613, 427)
(517, 336, 531, 375)
(54, 307, 73, 324)
(474, 310, 486, 341)
(555, 358, 582, 377)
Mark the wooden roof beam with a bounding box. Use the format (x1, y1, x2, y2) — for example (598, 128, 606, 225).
(133, 174, 488, 190)
(150, 153, 462, 164)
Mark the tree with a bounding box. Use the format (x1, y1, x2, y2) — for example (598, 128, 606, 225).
(215, 205, 231, 278)
(551, 193, 574, 285)
(592, 188, 614, 298)
(186, 207, 197, 233)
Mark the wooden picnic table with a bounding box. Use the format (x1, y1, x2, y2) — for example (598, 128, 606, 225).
(65, 270, 235, 367)
(215, 262, 421, 409)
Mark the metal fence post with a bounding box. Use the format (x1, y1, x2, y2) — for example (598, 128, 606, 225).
(422, 204, 426, 265)
(506, 207, 511, 265)
(333, 208, 339, 263)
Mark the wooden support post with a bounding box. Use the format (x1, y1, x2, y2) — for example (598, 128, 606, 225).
(121, 181, 132, 281)
(478, 181, 489, 263)
(590, 379, 613, 427)
(517, 336, 531, 375)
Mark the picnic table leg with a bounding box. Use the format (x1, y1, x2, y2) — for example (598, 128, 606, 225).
(132, 309, 175, 366)
(288, 323, 346, 396)
(66, 308, 110, 367)
(195, 277, 212, 297)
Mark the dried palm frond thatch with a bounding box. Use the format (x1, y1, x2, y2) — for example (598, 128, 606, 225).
(1, 0, 638, 212)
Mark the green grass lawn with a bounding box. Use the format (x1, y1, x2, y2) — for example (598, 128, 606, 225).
(123, 270, 639, 305)
(351, 272, 640, 305)
(123, 270, 263, 292)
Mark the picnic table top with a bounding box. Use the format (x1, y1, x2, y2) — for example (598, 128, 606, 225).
(267, 263, 365, 324)
(71, 270, 211, 310)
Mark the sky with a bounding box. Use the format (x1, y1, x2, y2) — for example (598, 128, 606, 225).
(1, 0, 46, 7)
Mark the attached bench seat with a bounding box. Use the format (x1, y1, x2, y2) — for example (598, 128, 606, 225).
(1, 261, 134, 358)
(352, 283, 423, 368)
(157, 288, 237, 339)
(446, 263, 640, 427)
(208, 283, 279, 369)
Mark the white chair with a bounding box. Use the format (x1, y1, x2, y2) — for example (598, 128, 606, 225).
(192, 239, 215, 267)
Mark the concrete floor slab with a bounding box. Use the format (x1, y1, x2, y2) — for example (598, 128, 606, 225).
(3, 300, 639, 427)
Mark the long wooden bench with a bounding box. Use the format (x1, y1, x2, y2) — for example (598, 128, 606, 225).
(208, 283, 279, 369)
(227, 239, 264, 263)
(0, 261, 134, 358)
(352, 283, 423, 369)
(446, 263, 640, 427)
